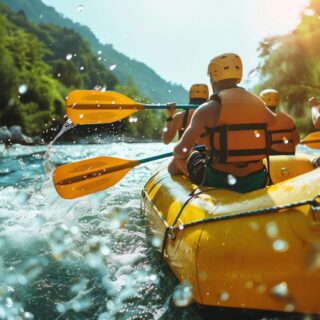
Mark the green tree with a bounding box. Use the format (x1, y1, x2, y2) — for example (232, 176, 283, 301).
(115, 78, 166, 139)
(254, 0, 320, 133)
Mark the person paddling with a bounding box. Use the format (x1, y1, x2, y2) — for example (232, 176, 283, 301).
(308, 97, 320, 129)
(260, 89, 299, 155)
(168, 53, 276, 193)
(163, 84, 209, 144)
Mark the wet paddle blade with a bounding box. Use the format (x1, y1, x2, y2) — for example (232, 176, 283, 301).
(53, 156, 139, 199)
(300, 131, 320, 149)
(66, 90, 144, 124)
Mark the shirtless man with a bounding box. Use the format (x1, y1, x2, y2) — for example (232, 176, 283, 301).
(163, 84, 208, 144)
(308, 97, 320, 129)
(260, 89, 299, 155)
(168, 53, 276, 193)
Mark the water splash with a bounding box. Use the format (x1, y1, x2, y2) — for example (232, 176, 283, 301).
(172, 281, 193, 307)
(42, 119, 77, 173)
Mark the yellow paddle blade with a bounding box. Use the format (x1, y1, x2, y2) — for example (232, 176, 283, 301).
(53, 156, 139, 199)
(66, 90, 144, 124)
(300, 131, 320, 149)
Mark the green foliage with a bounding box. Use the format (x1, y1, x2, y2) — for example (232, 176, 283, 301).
(115, 78, 166, 139)
(254, 0, 320, 134)
(0, 2, 119, 136)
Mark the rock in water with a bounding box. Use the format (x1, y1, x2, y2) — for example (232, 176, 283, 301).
(9, 125, 34, 145)
(0, 126, 12, 143)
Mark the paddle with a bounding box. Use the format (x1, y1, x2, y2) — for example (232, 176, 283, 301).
(66, 90, 198, 124)
(300, 131, 320, 149)
(53, 145, 206, 199)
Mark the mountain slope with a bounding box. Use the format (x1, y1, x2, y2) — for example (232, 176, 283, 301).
(1, 0, 188, 103)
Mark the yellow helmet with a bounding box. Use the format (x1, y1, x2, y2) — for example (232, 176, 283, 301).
(259, 89, 280, 108)
(207, 53, 243, 83)
(189, 83, 209, 100)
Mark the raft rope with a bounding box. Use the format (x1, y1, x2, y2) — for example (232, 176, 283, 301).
(160, 194, 320, 260)
(161, 187, 223, 259)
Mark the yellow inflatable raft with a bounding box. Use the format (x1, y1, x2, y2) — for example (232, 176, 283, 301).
(142, 155, 320, 315)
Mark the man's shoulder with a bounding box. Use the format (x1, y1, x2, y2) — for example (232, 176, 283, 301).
(196, 100, 221, 115)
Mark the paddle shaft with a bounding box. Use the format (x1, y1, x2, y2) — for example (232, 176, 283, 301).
(57, 145, 206, 186)
(68, 104, 199, 110)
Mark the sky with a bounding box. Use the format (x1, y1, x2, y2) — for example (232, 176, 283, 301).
(43, 0, 308, 90)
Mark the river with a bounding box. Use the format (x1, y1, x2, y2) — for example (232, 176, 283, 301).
(0, 142, 317, 320)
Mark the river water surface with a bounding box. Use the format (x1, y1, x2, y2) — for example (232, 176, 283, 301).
(0, 143, 317, 320)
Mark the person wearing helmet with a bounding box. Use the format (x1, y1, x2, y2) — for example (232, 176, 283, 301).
(260, 89, 299, 155)
(168, 53, 276, 193)
(162, 84, 209, 144)
(308, 97, 320, 129)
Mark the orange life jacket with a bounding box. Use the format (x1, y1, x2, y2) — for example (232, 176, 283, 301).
(268, 112, 296, 155)
(205, 87, 270, 164)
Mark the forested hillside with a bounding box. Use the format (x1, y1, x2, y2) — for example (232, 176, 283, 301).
(0, 3, 118, 136)
(1, 0, 188, 103)
(254, 0, 320, 133)
(0, 3, 165, 140)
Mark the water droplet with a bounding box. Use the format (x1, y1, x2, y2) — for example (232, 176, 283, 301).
(219, 291, 230, 302)
(98, 57, 102, 61)
(163, 127, 168, 132)
(23, 312, 34, 319)
(168, 89, 172, 93)
(109, 64, 117, 71)
(6, 297, 13, 308)
(254, 130, 261, 138)
(97, 50, 102, 55)
(226, 174, 237, 185)
(273, 239, 289, 252)
(257, 283, 266, 294)
(76, 4, 84, 12)
(172, 282, 193, 307)
(199, 271, 208, 282)
(149, 274, 158, 284)
(285, 303, 295, 312)
(282, 137, 289, 144)
(249, 222, 259, 231)
(182, 147, 188, 153)
(80, 66, 85, 71)
(18, 84, 28, 94)
(266, 221, 279, 238)
(271, 282, 289, 298)
(79, 114, 84, 119)
(65, 53, 73, 61)
(151, 236, 162, 248)
(57, 73, 61, 78)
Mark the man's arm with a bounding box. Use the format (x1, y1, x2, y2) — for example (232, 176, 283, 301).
(308, 97, 320, 129)
(162, 114, 180, 144)
(311, 107, 320, 129)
